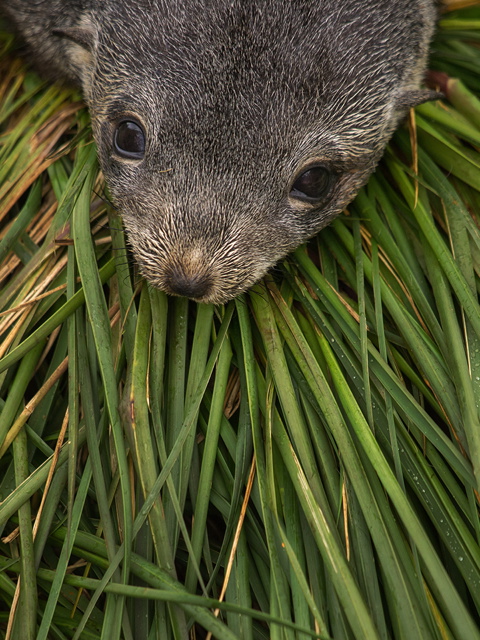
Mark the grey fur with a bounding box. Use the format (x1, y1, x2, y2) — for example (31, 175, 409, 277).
(2, 0, 437, 303)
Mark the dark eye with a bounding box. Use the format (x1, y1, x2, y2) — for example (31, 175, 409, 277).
(113, 120, 145, 159)
(290, 165, 332, 202)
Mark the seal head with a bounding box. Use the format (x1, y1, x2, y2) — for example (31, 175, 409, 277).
(49, 1, 437, 302)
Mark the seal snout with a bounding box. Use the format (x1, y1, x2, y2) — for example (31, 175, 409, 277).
(164, 264, 213, 300)
(163, 247, 214, 300)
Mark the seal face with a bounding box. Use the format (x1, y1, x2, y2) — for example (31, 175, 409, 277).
(2, 0, 438, 303)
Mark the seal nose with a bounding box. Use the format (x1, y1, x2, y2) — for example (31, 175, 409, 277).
(165, 266, 213, 300)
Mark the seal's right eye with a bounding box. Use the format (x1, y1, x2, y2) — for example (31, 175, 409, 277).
(113, 120, 145, 159)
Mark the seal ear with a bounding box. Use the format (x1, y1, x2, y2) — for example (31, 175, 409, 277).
(396, 89, 443, 110)
(52, 26, 95, 52)
(52, 21, 97, 89)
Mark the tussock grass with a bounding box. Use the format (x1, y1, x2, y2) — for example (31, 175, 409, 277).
(1, 3, 480, 639)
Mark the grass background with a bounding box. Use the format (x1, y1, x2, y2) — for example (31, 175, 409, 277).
(1, 2, 480, 638)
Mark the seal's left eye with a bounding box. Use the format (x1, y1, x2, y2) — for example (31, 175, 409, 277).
(290, 165, 332, 203)
(114, 120, 145, 159)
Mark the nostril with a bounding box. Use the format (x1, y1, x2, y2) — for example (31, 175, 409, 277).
(165, 267, 213, 300)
